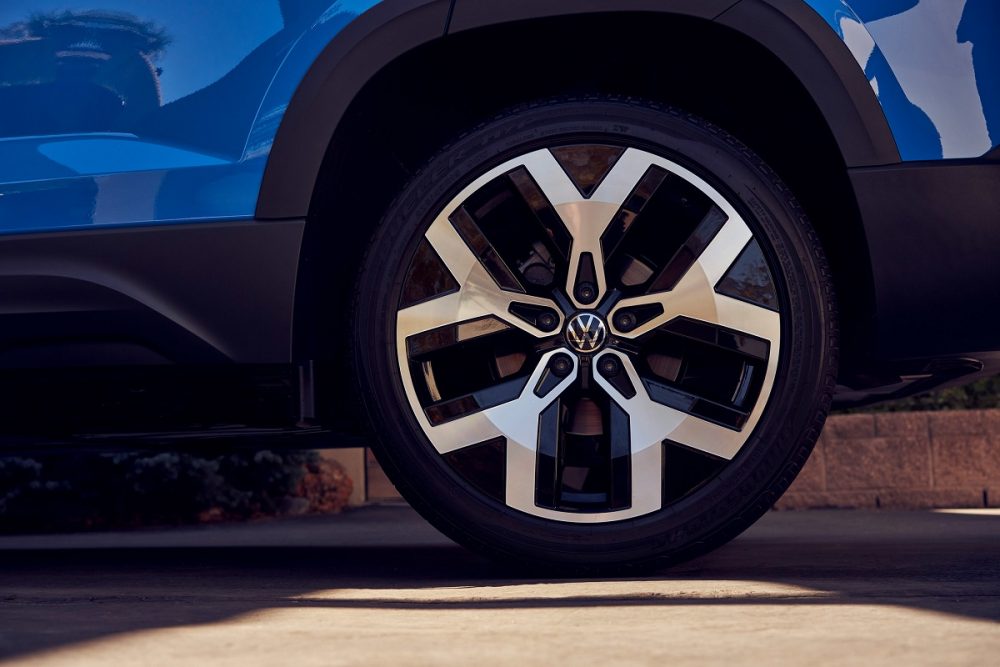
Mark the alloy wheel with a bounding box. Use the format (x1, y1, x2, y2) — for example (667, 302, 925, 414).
(395, 144, 782, 523)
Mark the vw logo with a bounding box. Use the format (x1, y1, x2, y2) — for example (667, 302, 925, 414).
(565, 313, 608, 353)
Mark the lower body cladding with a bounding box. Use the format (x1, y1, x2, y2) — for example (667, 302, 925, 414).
(837, 159, 1000, 406)
(0, 219, 326, 450)
(0, 158, 998, 448)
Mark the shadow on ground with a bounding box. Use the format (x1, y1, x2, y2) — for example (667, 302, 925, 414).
(0, 507, 998, 662)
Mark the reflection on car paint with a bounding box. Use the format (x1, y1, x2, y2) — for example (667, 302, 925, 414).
(808, 0, 1000, 160)
(0, 0, 997, 235)
(0, 1, 381, 233)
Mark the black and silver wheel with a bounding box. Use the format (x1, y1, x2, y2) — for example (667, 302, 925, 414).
(354, 99, 836, 570)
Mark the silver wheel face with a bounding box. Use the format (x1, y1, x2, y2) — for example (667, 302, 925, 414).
(395, 145, 782, 523)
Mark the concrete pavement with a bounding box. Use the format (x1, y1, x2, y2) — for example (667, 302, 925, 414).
(1, 506, 998, 666)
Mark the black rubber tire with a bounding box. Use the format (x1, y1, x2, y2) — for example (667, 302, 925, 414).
(352, 98, 837, 573)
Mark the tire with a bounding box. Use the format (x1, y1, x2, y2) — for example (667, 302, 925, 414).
(352, 98, 837, 572)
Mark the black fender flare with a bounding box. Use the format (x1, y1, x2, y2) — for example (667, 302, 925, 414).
(257, 0, 452, 219)
(256, 0, 900, 219)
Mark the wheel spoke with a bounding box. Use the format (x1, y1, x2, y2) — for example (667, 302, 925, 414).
(517, 149, 664, 308)
(413, 350, 578, 454)
(609, 215, 779, 345)
(593, 350, 749, 460)
(609, 287, 780, 352)
(679, 207, 753, 286)
(515, 150, 582, 208)
(504, 358, 665, 519)
(398, 214, 563, 340)
(520, 150, 616, 307)
(417, 409, 505, 455)
(711, 294, 781, 345)
(396, 291, 465, 341)
(589, 147, 669, 206)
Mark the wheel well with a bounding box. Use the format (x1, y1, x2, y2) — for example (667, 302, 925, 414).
(296, 12, 874, 410)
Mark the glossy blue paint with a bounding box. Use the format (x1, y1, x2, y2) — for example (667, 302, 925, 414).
(0, 0, 381, 234)
(1, 1, 997, 236)
(804, 0, 1000, 161)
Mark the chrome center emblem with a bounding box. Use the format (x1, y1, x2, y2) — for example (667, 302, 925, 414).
(565, 313, 608, 353)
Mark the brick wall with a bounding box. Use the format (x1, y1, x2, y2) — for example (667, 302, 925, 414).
(358, 409, 1000, 509)
(777, 409, 1000, 510)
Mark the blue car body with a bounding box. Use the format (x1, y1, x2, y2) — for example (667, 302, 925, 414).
(0, 0, 997, 444)
(0, 0, 996, 234)
(812, 0, 999, 161)
(0, 0, 383, 233)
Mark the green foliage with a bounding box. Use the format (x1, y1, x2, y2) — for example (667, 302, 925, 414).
(0, 450, 318, 533)
(844, 375, 1000, 413)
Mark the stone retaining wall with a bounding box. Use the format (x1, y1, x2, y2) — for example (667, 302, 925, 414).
(358, 409, 1000, 509)
(776, 409, 1000, 510)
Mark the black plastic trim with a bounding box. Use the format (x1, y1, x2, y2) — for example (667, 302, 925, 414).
(257, 0, 899, 219)
(453, 0, 900, 171)
(0, 220, 305, 366)
(848, 160, 1000, 362)
(0, 427, 357, 456)
(716, 0, 900, 167)
(449, 0, 739, 31)
(833, 357, 987, 409)
(256, 0, 452, 219)
(0, 363, 315, 444)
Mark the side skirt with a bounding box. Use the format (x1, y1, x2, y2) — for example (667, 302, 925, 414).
(0, 363, 366, 453)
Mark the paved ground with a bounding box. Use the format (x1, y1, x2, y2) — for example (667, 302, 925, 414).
(0, 506, 998, 666)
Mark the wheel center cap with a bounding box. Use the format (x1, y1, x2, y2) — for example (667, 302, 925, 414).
(565, 312, 608, 353)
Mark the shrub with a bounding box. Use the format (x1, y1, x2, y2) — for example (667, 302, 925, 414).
(842, 374, 1000, 413)
(0, 449, 351, 533)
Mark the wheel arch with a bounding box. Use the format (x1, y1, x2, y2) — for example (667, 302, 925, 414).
(257, 0, 899, 221)
(274, 1, 892, 408)
(255, 0, 453, 220)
